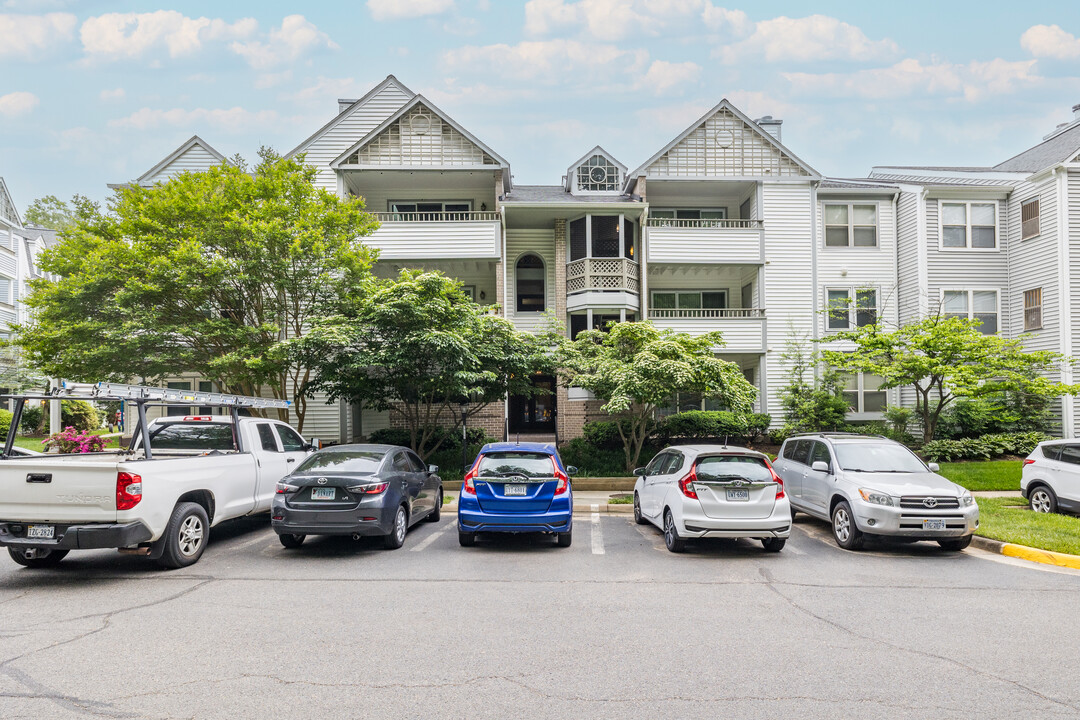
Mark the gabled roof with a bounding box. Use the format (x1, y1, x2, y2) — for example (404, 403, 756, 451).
(0, 177, 22, 228)
(134, 135, 226, 185)
(285, 75, 415, 159)
(329, 94, 511, 190)
(564, 145, 627, 192)
(994, 121, 1080, 174)
(624, 99, 820, 192)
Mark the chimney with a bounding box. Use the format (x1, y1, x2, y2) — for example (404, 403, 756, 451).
(755, 115, 783, 142)
(338, 98, 357, 114)
(1073, 103, 1080, 122)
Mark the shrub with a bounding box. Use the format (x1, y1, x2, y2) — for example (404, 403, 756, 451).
(883, 406, 914, 437)
(43, 427, 107, 454)
(936, 398, 997, 440)
(656, 411, 747, 442)
(745, 413, 772, 441)
(19, 404, 43, 433)
(769, 426, 795, 446)
(61, 400, 100, 432)
(581, 420, 629, 450)
(367, 426, 488, 456)
(559, 437, 657, 476)
(0, 408, 11, 439)
(921, 431, 1052, 462)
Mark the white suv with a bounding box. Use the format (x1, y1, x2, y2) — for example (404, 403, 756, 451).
(772, 433, 978, 551)
(1021, 440, 1080, 515)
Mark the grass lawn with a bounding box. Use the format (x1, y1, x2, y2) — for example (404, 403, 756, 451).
(608, 494, 633, 504)
(937, 460, 1021, 491)
(977, 496, 1080, 555)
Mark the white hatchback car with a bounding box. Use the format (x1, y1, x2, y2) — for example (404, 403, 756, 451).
(1022, 440, 1080, 515)
(632, 445, 791, 553)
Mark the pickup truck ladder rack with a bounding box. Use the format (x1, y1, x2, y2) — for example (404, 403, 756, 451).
(2, 382, 292, 460)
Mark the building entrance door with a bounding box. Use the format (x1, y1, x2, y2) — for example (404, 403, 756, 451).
(508, 375, 556, 433)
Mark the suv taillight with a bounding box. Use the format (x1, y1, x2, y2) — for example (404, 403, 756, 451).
(116, 471, 142, 510)
(462, 457, 480, 495)
(678, 465, 698, 499)
(552, 457, 569, 495)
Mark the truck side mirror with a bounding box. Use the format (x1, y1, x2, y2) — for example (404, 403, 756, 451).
(306, 438, 321, 451)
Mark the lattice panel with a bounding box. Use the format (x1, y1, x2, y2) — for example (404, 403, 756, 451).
(347, 105, 499, 167)
(648, 108, 808, 178)
(566, 277, 586, 292)
(590, 259, 623, 274)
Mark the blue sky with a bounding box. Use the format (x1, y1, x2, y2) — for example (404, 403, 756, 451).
(3, 0, 1080, 211)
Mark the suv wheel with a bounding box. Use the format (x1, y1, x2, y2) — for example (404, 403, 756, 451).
(938, 536, 972, 552)
(1029, 486, 1057, 514)
(831, 501, 865, 551)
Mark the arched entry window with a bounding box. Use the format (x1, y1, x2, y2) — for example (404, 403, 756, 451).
(516, 254, 546, 312)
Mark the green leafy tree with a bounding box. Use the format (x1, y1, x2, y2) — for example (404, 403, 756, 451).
(23, 194, 99, 231)
(13, 148, 378, 432)
(778, 334, 850, 433)
(292, 270, 553, 459)
(558, 322, 757, 471)
(822, 314, 1078, 443)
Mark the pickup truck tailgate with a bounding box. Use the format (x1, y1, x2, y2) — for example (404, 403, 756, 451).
(0, 457, 121, 523)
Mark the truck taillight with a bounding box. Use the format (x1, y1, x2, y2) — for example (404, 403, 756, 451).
(678, 465, 698, 499)
(183, 416, 212, 421)
(116, 472, 142, 510)
(552, 457, 569, 495)
(462, 457, 481, 495)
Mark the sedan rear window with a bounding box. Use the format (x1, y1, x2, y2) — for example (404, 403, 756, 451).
(148, 422, 236, 450)
(696, 455, 773, 482)
(477, 452, 555, 478)
(296, 451, 384, 473)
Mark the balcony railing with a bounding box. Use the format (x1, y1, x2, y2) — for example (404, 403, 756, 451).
(648, 308, 765, 319)
(646, 218, 763, 229)
(372, 211, 501, 223)
(566, 257, 640, 294)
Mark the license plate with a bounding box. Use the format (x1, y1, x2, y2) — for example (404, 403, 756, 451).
(504, 484, 528, 496)
(725, 489, 750, 502)
(923, 519, 946, 531)
(26, 525, 54, 539)
(311, 488, 335, 500)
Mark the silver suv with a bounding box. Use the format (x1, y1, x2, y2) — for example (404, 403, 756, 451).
(772, 433, 979, 551)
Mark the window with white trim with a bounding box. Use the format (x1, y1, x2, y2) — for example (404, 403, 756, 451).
(941, 201, 996, 249)
(1024, 288, 1042, 331)
(943, 289, 998, 334)
(824, 203, 877, 247)
(1021, 198, 1041, 240)
(515, 254, 546, 312)
(651, 291, 727, 311)
(389, 200, 471, 220)
(826, 288, 878, 331)
(576, 155, 620, 192)
(842, 372, 887, 414)
(650, 208, 728, 226)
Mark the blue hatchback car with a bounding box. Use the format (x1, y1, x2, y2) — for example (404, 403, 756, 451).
(457, 442, 575, 547)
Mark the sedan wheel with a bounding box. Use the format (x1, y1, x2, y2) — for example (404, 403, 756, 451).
(1030, 487, 1057, 514)
(383, 506, 408, 550)
(663, 510, 686, 553)
(279, 533, 306, 549)
(831, 501, 865, 551)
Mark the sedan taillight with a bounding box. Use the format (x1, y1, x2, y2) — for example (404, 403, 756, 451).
(347, 482, 389, 494)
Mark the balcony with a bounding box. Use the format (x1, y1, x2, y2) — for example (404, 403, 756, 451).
(367, 211, 501, 260)
(647, 308, 766, 352)
(645, 217, 764, 264)
(566, 257, 640, 312)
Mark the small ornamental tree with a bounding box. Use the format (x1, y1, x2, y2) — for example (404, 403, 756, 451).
(293, 270, 552, 459)
(558, 322, 757, 471)
(822, 314, 1078, 443)
(778, 334, 849, 433)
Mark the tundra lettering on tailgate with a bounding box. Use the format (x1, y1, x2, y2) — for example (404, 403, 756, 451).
(56, 494, 110, 505)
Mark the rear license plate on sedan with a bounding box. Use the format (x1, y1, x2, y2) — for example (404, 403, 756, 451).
(504, 484, 528, 496)
(26, 525, 54, 539)
(311, 488, 335, 500)
(725, 489, 750, 502)
(923, 519, 946, 531)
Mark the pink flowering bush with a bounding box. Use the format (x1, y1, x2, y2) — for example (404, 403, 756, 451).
(43, 427, 107, 454)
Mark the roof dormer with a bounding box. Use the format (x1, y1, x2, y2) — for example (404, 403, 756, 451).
(565, 146, 627, 196)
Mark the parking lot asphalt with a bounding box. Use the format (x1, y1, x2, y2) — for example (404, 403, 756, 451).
(2, 512, 1079, 719)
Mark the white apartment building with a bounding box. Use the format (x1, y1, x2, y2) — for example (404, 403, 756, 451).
(108, 76, 1080, 442)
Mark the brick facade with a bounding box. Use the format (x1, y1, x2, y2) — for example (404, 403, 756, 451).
(387, 400, 506, 441)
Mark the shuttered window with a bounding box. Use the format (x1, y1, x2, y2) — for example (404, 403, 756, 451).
(1024, 288, 1043, 331)
(1021, 199, 1040, 240)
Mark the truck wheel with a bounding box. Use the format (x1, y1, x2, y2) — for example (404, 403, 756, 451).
(157, 502, 210, 569)
(426, 489, 442, 522)
(278, 533, 306, 549)
(8, 547, 69, 568)
(383, 506, 408, 550)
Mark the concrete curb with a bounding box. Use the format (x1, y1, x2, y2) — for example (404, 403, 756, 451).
(972, 534, 1080, 570)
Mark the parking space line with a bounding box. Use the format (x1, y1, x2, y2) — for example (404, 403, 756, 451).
(228, 529, 275, 552)
(410, 523, 451, 552)
(591, 506, 605, 555)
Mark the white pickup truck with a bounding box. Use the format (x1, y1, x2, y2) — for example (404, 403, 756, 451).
(0, 414, 315, 569)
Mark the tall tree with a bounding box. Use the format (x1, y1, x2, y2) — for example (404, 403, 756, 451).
(292, 270, 553, 458)
(559, 322, 757, 471)
(23, 194, 98, 231)
(14, 149, 378, 431)
(822, 314, 1078, 442)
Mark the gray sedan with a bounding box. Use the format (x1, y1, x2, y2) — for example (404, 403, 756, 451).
(271, 444, 442, 550)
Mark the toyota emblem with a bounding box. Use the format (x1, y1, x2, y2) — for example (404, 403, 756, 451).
(922, 497, 938, 508)
(317, 478, 328, 485)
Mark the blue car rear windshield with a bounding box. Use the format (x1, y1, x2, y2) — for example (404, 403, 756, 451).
(696, 455, 771, 482)
(296, 451, 384, 473)
(477, 452, 554, 478)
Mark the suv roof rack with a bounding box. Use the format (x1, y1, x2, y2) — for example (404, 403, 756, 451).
(787, 431, 888, 440)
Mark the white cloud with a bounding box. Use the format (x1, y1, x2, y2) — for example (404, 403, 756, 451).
(718, 14, 899, 63)
(0, 90, 38, 116)
(99, 87, 125, 101)
(109, 106, 281, 133)
(367, 0, 455, 21)
(255, 70, 292, 89)
(1021, 24, 1080, 59)
(283, 76, 370, 104)
(524, 0, 748, 41)
(637, 60, 701, 95)
(444, 38, 648, 85)
(229, 15, 337, 69)
(0, 12, 76, 58)
(80, 11, 256, 60)
(634, 101, 711, 134)
(784, 58, 1040, 102)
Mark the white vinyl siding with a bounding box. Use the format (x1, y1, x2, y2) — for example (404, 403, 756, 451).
(506, 229, 555, 334)
(1008, 178, 1058, 353)
(142, 143, 222, 183)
